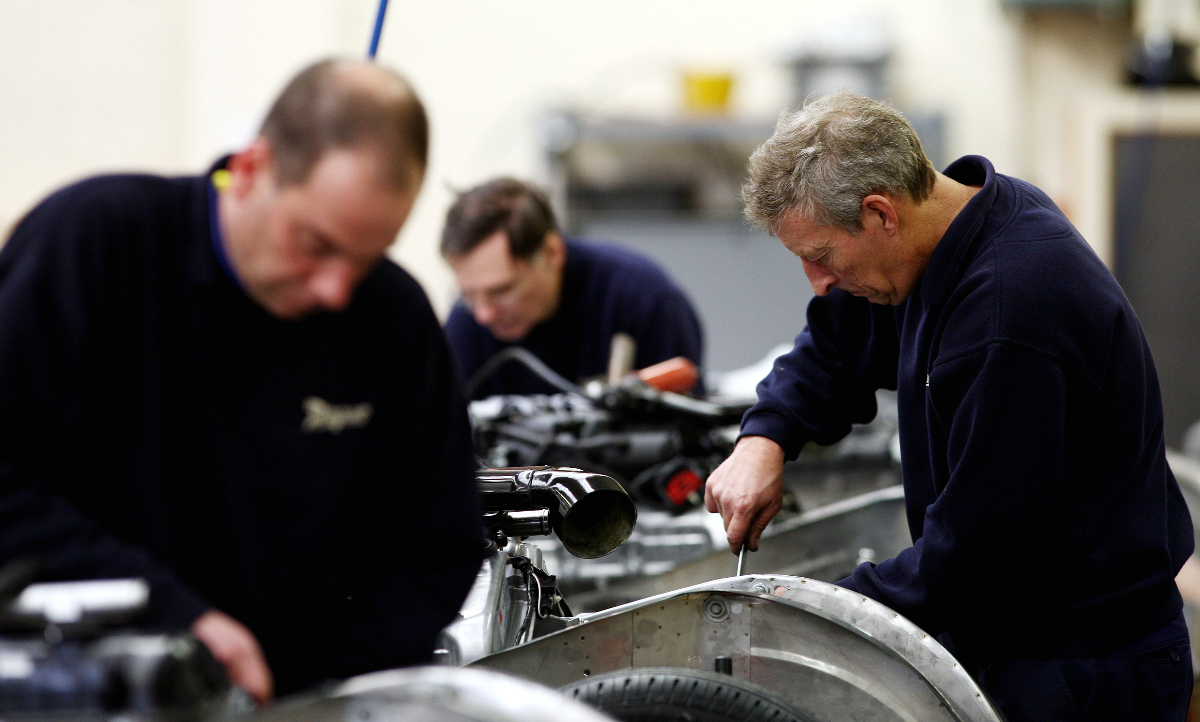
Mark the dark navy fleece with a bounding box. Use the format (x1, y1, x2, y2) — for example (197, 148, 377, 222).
(0, 170, 484, 695)
(741, 156, 1193, 666)
(445, 239, 704, 399)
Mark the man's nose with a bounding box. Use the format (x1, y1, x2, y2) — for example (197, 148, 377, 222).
(802, 258, 837, 296)
(472, 300, 499, 327)
(312, 262, 356, 312)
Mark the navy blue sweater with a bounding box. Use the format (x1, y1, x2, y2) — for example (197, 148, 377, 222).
(742, 156, 1193, 666)
(0, 170, 484, 695)
(445, 240, 704, 399)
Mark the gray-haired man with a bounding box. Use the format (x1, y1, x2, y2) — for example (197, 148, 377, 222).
(705, 91, 1193, 720)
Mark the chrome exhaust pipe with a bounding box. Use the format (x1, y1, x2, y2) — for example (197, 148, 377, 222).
(477, 467, 637, 559)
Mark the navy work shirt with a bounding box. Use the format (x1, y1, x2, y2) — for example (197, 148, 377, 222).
(741, 156, 1193, 667)
(0, 168, 484, 695)
(445, 239, 704, 399)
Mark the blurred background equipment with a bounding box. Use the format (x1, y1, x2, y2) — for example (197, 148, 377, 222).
(0, 563, 235, 719)
(785, 19, 891, 103)
(538, 19, 943, 373)
(467, 344, 902, 606)
(680, 70, 736, 115)
(1125, 0, 1200, 85)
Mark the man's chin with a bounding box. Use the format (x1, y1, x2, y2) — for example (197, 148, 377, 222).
(261, 297, 315, 321)
(848, 289, 901, 306)
(488, 325, 530, 343)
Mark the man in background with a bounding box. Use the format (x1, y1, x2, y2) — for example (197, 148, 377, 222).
(705, 91, 1193, 720)
(441, 177, 704, 398)
(0, 59, 482, 701)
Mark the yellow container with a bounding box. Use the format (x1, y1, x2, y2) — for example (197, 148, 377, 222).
(682, 71, 735, 114)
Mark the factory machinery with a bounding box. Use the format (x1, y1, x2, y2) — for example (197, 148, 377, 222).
(0, 341, 948, 721)
(466, 348, 905, 609)
(433, 465, 1003, 722)
(0, 466, 998, 722)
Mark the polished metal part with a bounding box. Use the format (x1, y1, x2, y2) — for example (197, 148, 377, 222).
(511, 541, 546, 574)
(492, 510, 551, 539)
(477, 467, 637, 558)
(471, 389, 898, 588)
(473, 573, 1002, 722)
(434, 551, 539, 667)
(258, 666, 618, 722)
(441, 467, 638, 668)
(736, 545, 746, 576)
(565, 484, 907, 610)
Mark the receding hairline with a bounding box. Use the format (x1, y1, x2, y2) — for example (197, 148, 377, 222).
(327, 60, 420, 111)
(323, 60, 427, 184)
(259, 58, 429, 192)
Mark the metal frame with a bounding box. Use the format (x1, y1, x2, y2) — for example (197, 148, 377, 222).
(473, 574, 1003, 722)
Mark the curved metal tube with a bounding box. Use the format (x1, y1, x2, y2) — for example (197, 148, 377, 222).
(477, 467, 637, 559)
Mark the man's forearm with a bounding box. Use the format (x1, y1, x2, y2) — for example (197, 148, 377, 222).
(0, 485, 211, 629)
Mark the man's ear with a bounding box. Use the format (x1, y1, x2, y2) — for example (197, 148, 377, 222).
(226, 138, 273, 199)
(542, 231, 567, 270)
(861, 195, 899, 236)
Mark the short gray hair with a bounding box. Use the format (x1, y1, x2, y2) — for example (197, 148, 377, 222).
(742, 91, 935, 235)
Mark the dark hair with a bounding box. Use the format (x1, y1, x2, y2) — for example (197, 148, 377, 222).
(440, 178, 558, 259)
(260, 58, 428, 190)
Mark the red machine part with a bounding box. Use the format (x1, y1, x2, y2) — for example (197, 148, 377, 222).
(637, 357, 699, 394)
(663, 468, 704, 507)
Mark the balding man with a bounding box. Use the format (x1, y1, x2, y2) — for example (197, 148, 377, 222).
(0, 59, 482, 700)
(705, 92, 1193, 720)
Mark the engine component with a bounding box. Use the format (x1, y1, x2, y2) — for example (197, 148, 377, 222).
(0, 567, 233, 719)
(478, 467, 637, 559)
(470, 387, 745, 512)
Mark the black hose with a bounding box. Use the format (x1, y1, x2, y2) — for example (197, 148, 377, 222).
(465, 347, 584, 399)
(0, 557, 42, 609)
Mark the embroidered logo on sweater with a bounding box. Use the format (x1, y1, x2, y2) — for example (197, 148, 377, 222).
(301, 397, 373, 434)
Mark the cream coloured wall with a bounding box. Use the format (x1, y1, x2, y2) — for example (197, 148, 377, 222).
(0, 0, 378, 232)
(0, 0, 1049, 317)
(0, 2, 187, 232)
(382, 0, 1025, 314)
(1020, 8, 1200, 267)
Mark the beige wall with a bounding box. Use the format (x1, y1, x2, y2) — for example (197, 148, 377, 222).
(0, 0, 376, 230)
(0, 1, 1152, 316)
(0, 2, 186, 231)
(385, 0, 1024, 314)
(1020, 8, 1200, 266)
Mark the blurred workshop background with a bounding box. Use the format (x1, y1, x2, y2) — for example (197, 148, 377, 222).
(2, 0, 1200, 445)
